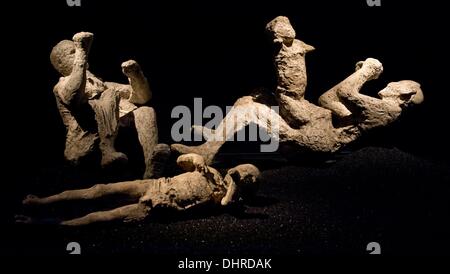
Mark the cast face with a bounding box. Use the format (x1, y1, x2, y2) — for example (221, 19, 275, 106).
(267, 16, 296, 45)
(378, 80, 423, 106)
(229, 164, 260, 201)
(273, 24, 296, 45)
(50, 40, 76, 76)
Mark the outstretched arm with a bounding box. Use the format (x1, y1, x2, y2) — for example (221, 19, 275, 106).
(58, 32, 93, 106)
(300, 40, 315, 54)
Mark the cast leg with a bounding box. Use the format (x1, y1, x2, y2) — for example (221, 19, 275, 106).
(23, 180, 151, 205)
(61, 203, 150, 226)
(276, 93, 312, 128)
(89, 89, 128, 167)
(171, 96, 291, 164)
(132, 107, 170, 178)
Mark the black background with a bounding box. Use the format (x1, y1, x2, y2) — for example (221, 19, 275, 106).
(2, 0, 450, 256)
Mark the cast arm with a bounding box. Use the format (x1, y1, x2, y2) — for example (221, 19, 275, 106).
(300, 40, 315, 54)
(336, 87, 375, 113)
(58, 32, 93, 106)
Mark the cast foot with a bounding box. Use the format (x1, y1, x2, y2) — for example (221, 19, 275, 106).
(22, 195, 40, 206)
(15, 215, 34, 224)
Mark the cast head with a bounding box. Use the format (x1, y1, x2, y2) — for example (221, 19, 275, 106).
(222, 164, 261, 205)
(266, 16, 315, 54)
(50, 40, 77, 76)
(266, 16, 296, 46)
(50, 32, 93, 76)
(378, 80, 424, 107)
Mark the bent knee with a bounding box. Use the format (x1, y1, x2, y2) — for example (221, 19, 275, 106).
(97, 89, 120, 105)
(318, 94, 333, 107)
(134, 106, 155, 117)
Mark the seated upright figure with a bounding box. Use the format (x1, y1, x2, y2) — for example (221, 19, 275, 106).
(18, 154, 260, 226)
(50, 32, 169, 178)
